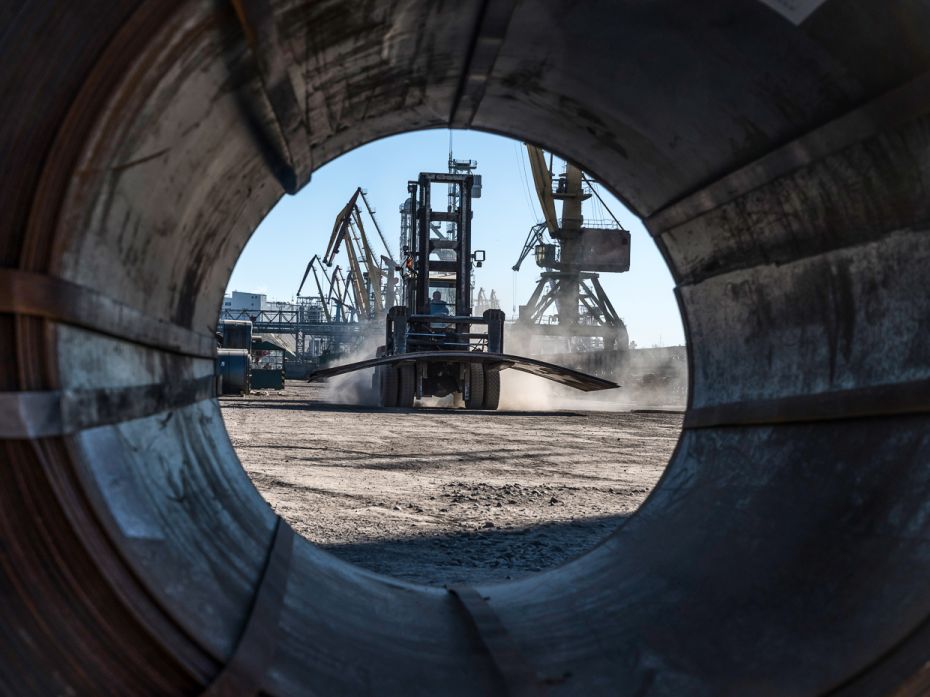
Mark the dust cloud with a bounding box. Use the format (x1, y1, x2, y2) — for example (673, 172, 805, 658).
(499, 333, 687, 412)
(318, 328, 687, 412)
(320, 332, 383, 406)
(499, 362, 685, 412)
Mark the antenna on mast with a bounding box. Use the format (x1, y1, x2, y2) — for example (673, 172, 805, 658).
(448, 129, 453, 169)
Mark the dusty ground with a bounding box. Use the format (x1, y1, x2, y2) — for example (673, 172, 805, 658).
(222, 379, 682, 586)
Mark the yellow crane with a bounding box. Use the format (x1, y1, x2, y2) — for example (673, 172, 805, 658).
(524, 144, 589, 326)
(516, 144, 631, 351)
(322, 187, 394, 319)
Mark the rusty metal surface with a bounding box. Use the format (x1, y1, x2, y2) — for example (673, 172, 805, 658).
(69, 398, 278, 666)
(0, 269, 216, 358)
(468, 1, 923, 217)
(645, 70, 930, 237)
(448, 0, 517, 129)
(653, 115, 930, 289)
(203, 518, 294, 696)
(0, 375, 216, 439)
(231, 0, 313, 194)
(448, 585, 548, 697)
(2, 0, 930, 695)
(307, 350, 620, 392)
(486, 419, 930, 695)
(683, 377, 930, 429)
(681, 230, 930, 410)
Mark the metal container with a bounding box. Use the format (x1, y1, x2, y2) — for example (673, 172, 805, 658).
(219, 319, 253, 350)
(215, 349, 251, 395)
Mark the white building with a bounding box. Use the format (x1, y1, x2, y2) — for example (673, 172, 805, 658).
(221, 291, 298, 316)
(222, 290, 266, 313)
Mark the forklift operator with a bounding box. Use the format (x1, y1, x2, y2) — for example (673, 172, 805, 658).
(429, 290, 450, 316)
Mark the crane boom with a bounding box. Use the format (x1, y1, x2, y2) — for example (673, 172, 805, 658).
(525, 144, 560, 236)
(328, 267, 353, 322)
(322, 187, 397, 319)
(327, 266, 342, 307)
(359, 188, 395, 264)
(350, 206, 383, 314)
(341, 228, 369, 317)
(309, 257, 331, 322)
(321, 189, 370, 317)
(323, 189, 362, 265)
(295, 254, 334, 322)
(296, 253, 321, 297)
(512, 222, 547, 271)
(296, 259, 314, 297)
(340, 270, 358, 321)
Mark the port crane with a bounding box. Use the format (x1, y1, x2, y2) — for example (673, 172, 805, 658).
(513, 145, 631, 352)
(322, 187, 399, 320)
(296, 254, 333, 322)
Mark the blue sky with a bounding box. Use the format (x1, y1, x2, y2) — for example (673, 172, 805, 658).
(227, 129, 684, 347)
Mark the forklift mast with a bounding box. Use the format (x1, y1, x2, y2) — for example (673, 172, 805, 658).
(405, 172, 474, 317)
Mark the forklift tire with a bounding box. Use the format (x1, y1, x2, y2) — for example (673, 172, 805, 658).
(380, 366, 399, 407)
(398, 364, 416, 408)
(483, 368, 501, 410)
(465, 363, 485, 410)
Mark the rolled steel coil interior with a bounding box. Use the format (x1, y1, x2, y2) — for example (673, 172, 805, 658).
(2, 1, 930, 694)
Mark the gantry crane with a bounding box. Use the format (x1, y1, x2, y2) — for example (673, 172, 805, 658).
(514, 145, 631, 352)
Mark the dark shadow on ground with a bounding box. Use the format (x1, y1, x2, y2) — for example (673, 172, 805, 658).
(318, 514, 629, 586)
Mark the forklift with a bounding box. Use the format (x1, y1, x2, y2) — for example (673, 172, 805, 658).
(309, 170, 618, 409)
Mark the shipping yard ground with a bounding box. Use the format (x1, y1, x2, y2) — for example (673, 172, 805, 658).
(222, 379, 682, 586)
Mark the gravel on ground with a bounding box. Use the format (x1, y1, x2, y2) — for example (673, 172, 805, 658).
(222, 379, 682, 585)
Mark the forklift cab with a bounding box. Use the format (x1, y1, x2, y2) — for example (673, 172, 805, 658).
(428, 284, 453, 314)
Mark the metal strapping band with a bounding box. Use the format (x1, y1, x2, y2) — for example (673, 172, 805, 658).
(449, 0, 516, 128)
(203, 518, 293, 696)
(0, 375, 218, 439)
(448, 585, 546, 697)
(684, 378, 930, 430)
(646, 70, 930, 235)
(231, 0, 312, 195)
(0, 269, 215, 358)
